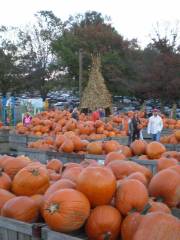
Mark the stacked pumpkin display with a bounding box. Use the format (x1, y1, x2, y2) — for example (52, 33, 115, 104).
(16, 110, 127, 140)
(0, 150, 179, 240)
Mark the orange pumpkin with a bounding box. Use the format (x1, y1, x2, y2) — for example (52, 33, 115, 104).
(0, 170, 11, 190)
(157, 157, 178, 171)
(76, 167, 116, 207)
(1, 196, 38, 223)
(115, 179, 149, 215)
(12, 165, 50, 196)
(104, 151, 126, 165)
(103, 140, 120, 154)
(146, 142, 166, 159)
(85, 205, 122, 240)
(44, 179, 76, 200)
(61, 166, 82, 184)
(0, 189, 15, 214)
(47, 159, 63, 173)
(148, 168, 180, 207)
(60, 139, 74, 153)
(130, 140, 147, 156)
(86, 142, 103, 155)
(43, 189, 90, 232)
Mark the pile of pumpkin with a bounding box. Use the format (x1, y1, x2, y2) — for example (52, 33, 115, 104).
(16, 110, 127, 140)
(160, 130, 180, 145)
(0, 149, 179, 240)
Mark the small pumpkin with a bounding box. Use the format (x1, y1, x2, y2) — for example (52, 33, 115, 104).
(47, 159, 63, 173)
(0, 189, 15, 214)
(146, 142, 166, 159)
(0, 169, 11, 190)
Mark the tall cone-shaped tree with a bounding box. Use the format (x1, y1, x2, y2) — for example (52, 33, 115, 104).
(80, 54, 112, 112)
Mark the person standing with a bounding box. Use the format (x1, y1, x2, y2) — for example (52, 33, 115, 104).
(92, 108, 100, 122)
(131, 112, 141, 142)
(71, 108, 79, 121)
(147, 109, 163, 141)
(23, 112, 32, 127)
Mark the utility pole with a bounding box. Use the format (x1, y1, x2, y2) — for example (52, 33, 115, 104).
(79, 49, 83, 99)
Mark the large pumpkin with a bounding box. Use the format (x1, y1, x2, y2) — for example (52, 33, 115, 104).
(157, 157, 178, 172)
(85, 205, 122, 240)
(148, 168, 180, 207)
(103, 140, 120, 154)
(86, 142, 103, 155)
(133, 212, 180, 240)
(147, 200, 171, 214)
(130, 140, 147, 156)
(76, 167, 116, 207)
(126, 172, 148, 186)
(115, 179, 149, 215)
(12, 165, 50, 196)
(43, 189, 90, 232)
(1, 196, 38, 223)
(146, 142, 166, 159)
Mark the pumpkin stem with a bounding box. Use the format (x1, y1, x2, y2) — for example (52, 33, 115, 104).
(156, 196, 164, 203)
(46, 203, 59, 214)
(0, 168, 4, 176)
(141, 203, 152, 215)
(103, 232, 111, 240)
(31, 169, 40, 176)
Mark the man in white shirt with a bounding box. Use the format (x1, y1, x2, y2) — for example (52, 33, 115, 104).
(147, 109, 163, 141)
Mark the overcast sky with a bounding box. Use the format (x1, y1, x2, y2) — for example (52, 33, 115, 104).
(0, 0, 179, 47)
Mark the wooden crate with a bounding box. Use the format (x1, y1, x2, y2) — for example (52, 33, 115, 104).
(17, 147, 85, 164)
(41, 227, 86, 240)
(0, 217, 44, 240)
(131, 158, 157, 175)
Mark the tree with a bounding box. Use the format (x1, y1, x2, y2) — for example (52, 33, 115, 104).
(53, 11, 134, 96)
(17, 11, 64, 100)
(0, 26, 23, 96)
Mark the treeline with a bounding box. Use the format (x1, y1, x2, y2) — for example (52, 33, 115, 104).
(0, 11, 180, 104)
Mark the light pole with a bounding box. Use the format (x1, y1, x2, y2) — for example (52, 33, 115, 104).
(79, 49, 83, 99)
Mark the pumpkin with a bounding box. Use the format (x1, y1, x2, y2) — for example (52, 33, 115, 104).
(0, 189, 15, 213)
(126, 172, 148, 186)
(104, 151, 126, 165)
(0, 169, 11, 190)
(80, 159, 99, 168)
(103, 141, 120, 154)
(174, 130, 180, 141)
(43, 189, 90, 232)
(147, 200, 171, 214)
(107, 160, 152, 182)
(54, 135, 66, 148)
(130, 140, 147, 156)
(119, 145, 133, 158)
(161, 151, 180, 161)
(148, 168, 180, 207)
(1, 196, 38, 223)
(31, 194, 44, 210)
(146, 142, 166, 159)
(76, 167, 116, 207)
(60, 139, 74, 153)
(49, 171, 61, 181)
(86, 142, 103, 155)
(1, 155, 31, 179)
(85, 205, 122, 240)
(47, 159, 63, 173)
(71, 136, 84, 151)
(44, 179, 76, 200)
(61, 166, 82, 184)
(115, 179, 149, 215)
(133, 212, 180, 240)
(157, 157, 178, 171)
(12, 165, 50, 196)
